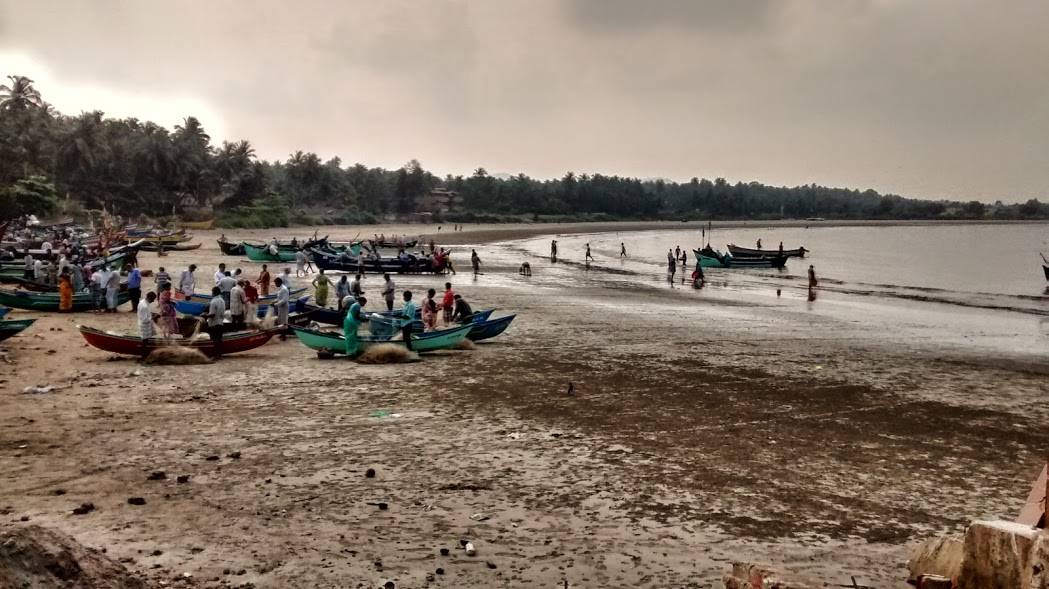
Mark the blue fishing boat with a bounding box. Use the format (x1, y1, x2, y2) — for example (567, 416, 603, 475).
(174, 296, 310, 317)
(467, 314, 516, 342)
(0, 306, 8, 319)
(187, 287, 306, 304)
(0, 318, 35, 342)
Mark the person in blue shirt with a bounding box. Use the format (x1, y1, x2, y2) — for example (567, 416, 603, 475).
(343, 296, 370, 357)
(399, 290, 417, 350)
(126, 264, 142, 311)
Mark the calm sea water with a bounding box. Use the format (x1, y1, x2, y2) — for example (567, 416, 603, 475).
(498, 223, 1049, 360)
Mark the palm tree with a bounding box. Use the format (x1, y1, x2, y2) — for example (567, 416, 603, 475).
(0, 75, 44, 111)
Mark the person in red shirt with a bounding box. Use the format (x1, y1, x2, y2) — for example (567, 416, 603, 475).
(441, 282, 455, 325)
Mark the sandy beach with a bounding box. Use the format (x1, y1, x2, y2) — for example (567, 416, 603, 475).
(3, 224, 1048, 588)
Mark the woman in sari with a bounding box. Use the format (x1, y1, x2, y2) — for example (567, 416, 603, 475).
(312, 270, 332, 308)
(157, 283, 179, 337)
(58, 270, 74, 312)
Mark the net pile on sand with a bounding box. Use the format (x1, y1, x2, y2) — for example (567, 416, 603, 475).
(357, 343, 416, 364)
(144, 346, 212, 365)
(453, 339, 476, 350)
(258, 306, 276, 330)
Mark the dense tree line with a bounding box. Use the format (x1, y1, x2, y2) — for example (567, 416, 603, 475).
(1, 75, 1046, 227)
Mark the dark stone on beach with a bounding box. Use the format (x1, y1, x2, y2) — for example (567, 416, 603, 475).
(459, 539, 468, 547)
(426, 574, 435, 582)
(148, 471, 166, 480)
(439, 548, 450, 556)
(265, 478, 272, 484)
(486, 561, 497, 569)
(237, 569, 246, 575)
(435, 567, 444, 575)
(224, 568, 231, 575)
(151, 549, 162, 556)
(228, 451, 241, 459)
(365, 468, 376, 478)
(53, 489, 66, 495)
(72, 502, 95, 515)
(19, 515, 29, 521)
(127, 497, 146, 506)
(377, 502, 388, 510)
(374, 560, 383, 570)
(176, 475, 190, 484)
(383, 582, 395, 589)
(205, 455, 219, 461)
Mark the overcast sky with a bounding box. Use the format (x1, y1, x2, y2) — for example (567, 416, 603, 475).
(1, 0, 1047, 202)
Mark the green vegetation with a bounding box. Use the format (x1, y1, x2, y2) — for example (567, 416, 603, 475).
(1, 74, 1046, 227)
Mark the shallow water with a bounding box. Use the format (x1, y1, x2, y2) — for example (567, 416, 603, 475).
(499, 223, 1049, 361)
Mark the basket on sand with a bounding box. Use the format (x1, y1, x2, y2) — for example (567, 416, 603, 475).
(143, 346, 212, 365)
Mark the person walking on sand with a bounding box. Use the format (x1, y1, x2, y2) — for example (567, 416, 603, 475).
(399, 290, 417, 350)
(620, 242, 627, 257)
(312, 270, 332, 308)
(127, 264, 142, 312)
(158, 283, 178, 338)
(441, 282, 455, 325)
(471, 249, 481, 275)
(551, 240, 558, 262)
(178, 264, 196, 300)
(58, 269, 73, 313)
(273, 277, 290, 335)
(756, 238, 763, 250)
(295, 249, 307, 277)
(258, 264, 271, 297)
(585, 243, 594, 263)
(381, 273, 396, 311)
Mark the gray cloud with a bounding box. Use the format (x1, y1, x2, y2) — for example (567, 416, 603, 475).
(0, 0, 1046, 201)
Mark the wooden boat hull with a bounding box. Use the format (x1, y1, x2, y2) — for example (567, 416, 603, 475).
(173, 296, 309, 317)
(694, 249, 786, 269)
(0, 288, 131, 312)
(311, 249, 446, 274)
(186, 287, 307, 305)
(244, 243, 297, 263)
(728, 244, 807, 258)
(467, 314, 516, 342)
(218, 240, 246, 256)
(292, 323, 473, 357)
(78, 325, 278, 357)
(138, 242, 202, 252)
(299, 304, 493, 328)
(0, 318, 34, 341)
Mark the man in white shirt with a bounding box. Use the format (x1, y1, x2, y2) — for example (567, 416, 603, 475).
(273, 277, 290, 335)
(202, 286, 226, 358)
(178, 264, 197, 298)
(23, 251, 33, 279)
(381, 273, 396, 311)
(138, 291, 157, 339)
(214, 263, 227, 285)
(281, 268, 294, 292)
(229, 279, 247, 329)
(218, 271, 237, 307)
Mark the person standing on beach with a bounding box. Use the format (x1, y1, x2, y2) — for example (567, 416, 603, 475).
(258, 264, 271, 297)
(158, 283, 177, 337)
(313, 270, 332, 308)
(399, 290, 417, 350)
(295, 250, 307, 277)
(343, 296, 370, 357)
(214, 263, 226, 285)
(230, 279, 247, 329)
(471, 249, 481, 275)
(218, 271, 237, 307)
(551, 240, 558, 262)
(667, 250, 677, 282)
(381, 273, 396, 311)
(679, 249, 688, 282)
(422, 288, 438, 331)
(808, 265, 818, 289)
(620, 243, 627, 257)
(154, 267, 170, 294)
(138, 291, 157, 339)
(243, 279, 259, 324)
(280, 267, 294, 292)
(441, 282, 455, 325)
(335, 275, 350, 310)
(202, 286, 226, 358)
(350, 274, 364, 299)
(273, 277, 290, 332)
(674, 246, 681, 261)
(58, 269, 73, 313)
(178, 264, 196, 300)
(127, 264, 142, 311)
(104, 265, 120, 312)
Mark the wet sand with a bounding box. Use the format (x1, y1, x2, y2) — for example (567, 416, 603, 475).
(2, 225, 1048, 588)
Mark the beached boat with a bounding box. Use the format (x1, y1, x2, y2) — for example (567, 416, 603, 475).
(0, 306, 8, 319)
(172, 312, 314, 337)
(173, 296, 310, 317)
(310, 248, 447, 274)
(467, 314, 516, 342)
(694, 249, 787, 269)
(186, 287, 307, 305)
(728, 244, 807, 258)
(1044, 264, 1049, 281)
(83, 240, 145, 271)
(78, 325, 279, 357)
(0, 288, 131, 312)
(0, 318, 34, 342)
(291, 323, 473, 357)
(243, 243, 298, 263)
(176, 219, 215, 230)
(137, 241, 202, 252)
(217, 239, 246, 256)
(299, 304, 493, 329)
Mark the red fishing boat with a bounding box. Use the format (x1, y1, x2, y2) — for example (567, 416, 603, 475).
(78, 325, 279, 357)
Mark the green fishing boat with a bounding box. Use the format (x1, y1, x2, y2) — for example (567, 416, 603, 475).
(243, 243, 297, 263)
(0, 288, 131, 312)
(0, 318, 35, 342)
(292, 323, 473, 358)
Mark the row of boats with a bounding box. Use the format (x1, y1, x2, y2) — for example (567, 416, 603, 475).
(694, 243, 808, 269)
(217, 236, 450, 274)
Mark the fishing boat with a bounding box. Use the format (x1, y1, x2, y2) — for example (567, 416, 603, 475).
(298, 304, 493, 328)
(728, 244, 807, 258)
(172, 313, 314, 337)
(137, 241, 202, 252)
(173, 296, 310, 317)
(0, 306, 8, 319)
(176, 219, 215, 230)
(693, 248, 787, 269)
(243, 243, 298, 263)
(467, 314, 516, 342)
(186, 287, 307, 304)
(78, 325, 279, 357)
(83, 240, 145, 271)
(310, 248, 447, 274)
(371, 239, 418, 249)
(0, 267, 24, 283)
(217, 239, 246, 256)
(291, 323, 473, 358)
(0, 288, 131, 312)
(0, 318, 34, 342)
